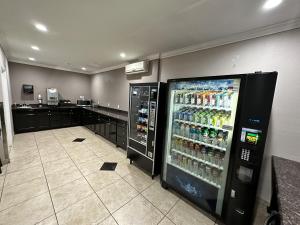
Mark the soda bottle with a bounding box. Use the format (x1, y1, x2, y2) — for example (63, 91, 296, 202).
(189, 142, 195, 156)
(180, 123, 185, 136)
(180, 93, 184, 104)
(210, 92, 216, 107)
(201, 146, 208, 161)
(175, 93, 180, 103)
(191, 93, 195, 105)
(202, 127, 209, 142)
(185, 124, 190, 138)
(193, 161, 199, 174)
(190, 125, 196, 139)
(209, 128, 217, 145)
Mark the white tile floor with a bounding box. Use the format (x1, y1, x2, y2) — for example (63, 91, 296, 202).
(0, 127, 265, 225)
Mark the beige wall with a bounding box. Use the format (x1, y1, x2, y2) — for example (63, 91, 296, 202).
(9, 62, 91, 104)
(90, 59, 159, 111)
(160, 28, 300, 202)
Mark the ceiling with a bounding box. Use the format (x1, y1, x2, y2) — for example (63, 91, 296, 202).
(0, 0, 300, 74)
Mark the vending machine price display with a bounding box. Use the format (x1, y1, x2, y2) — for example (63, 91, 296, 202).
(240, 128, 262, 145)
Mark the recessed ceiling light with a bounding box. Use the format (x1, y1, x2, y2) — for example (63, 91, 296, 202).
(34, 23, 48, 32)
(28, 57, 35, 61)
(31, 45, 40, 51)
(120, 52, 126, 58)
(81, 67, 87, 71)
(263, 0, 282, 10)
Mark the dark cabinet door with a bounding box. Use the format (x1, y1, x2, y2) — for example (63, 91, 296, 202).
(37, 110, 50, 130)
(116, 121, 127, 150)
(71, 108, 81, 126)
(60, 109, 71, 127)
(13, 110, 37, 133)
(49, 110, 62, 128)
(99, 116, 106, 136)
(108, 119, 117, 144)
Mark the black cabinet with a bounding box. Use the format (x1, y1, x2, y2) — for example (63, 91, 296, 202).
(13, 107, 82, 133)
(13, 110, 37, 133)
(95, 114, 106, 136)
(36, 110, 51, 130)
(107, 118, 117, 144)
(13, 107, 128, 150)
(84, 110, 97, 132)
(50, 110, 62, 128)
(95, 114, 117, 144)
(116, 120, 127, 150)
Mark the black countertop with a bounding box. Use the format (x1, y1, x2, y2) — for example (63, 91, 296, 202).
(83, 106, 128, 122)
(11, 104, 79, 110)
(12, 104, 128, 122)
(272, 156, 300, 225)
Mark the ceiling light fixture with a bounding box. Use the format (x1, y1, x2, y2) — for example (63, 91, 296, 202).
(31, 45, 40, 51)
(34, 23, 48, 32)
(28, 57, 36, 61)
(263, 0, 282, 10)
(81, 67, 87, 71)
(120, 52, 126, 58)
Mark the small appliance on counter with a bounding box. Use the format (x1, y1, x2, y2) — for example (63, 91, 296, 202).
(37, 94, 43, 107)
(59, 99, 74, 106)
(47, 88, 59, 105)
(77, 100, 92, 106)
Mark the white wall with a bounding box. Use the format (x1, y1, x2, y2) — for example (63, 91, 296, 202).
(160, 28, 300, 202)
(0, 46, 14, 150)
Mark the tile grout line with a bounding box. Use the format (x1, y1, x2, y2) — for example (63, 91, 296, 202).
(33, 132, 60, 225)
(52, 129, 122, 225)
(0, 164, 8, 204)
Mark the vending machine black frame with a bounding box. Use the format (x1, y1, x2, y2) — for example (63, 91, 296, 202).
(160, 71, 277, 225)
(127, 82, 166, 178)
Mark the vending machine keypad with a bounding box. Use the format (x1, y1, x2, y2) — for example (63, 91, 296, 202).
(241, 149, 251, 162)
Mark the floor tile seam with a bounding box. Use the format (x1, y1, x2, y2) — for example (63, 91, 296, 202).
(6, 161, 43, 174)
(3, 174, 46, 190)
(33, 213, 56, 225)
(121, 172, 155, 194)
(53, 191, 95, 215)
(0, 188, 50, 213)
(97, 190, 140, 215)
(0, 165, 8, 204)
(110, 193, 166, 225)
(47, 175, 85, 193)
(34, 133, 60, 225)
(175, 194, 217, 223)
(53, 133, 117, 220)
(43, 162, 77, 177)
(40, 155, 71, 164)
(137, 190, 170, 217)
(95, 214, 120, 225)
(164, 198, 181, 223)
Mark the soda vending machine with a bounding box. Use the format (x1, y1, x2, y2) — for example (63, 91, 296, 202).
(127, 82, 166, 178)
(161, 72, 277, 225)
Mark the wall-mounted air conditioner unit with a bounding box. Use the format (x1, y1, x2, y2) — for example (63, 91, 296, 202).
(125, 61, 149, 75)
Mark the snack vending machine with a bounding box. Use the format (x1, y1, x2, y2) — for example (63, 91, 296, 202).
(127, 82, 166, 178)
(161, 72, 277, 225)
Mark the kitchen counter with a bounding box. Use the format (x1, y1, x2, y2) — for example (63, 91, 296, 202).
(12, 105, 128, 121)
(83, 106, 128, 122)
(272, 156, 300, 225)
(12, 104, 79, 110)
